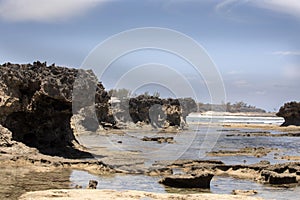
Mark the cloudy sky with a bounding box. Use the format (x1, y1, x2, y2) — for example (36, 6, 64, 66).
(0, 0, 300, 111)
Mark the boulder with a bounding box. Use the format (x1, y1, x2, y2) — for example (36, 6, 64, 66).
(277, 101, 300, 126)
(87, 180, 98, 189)
(261, 170, 297, 184)
(269, 173, 297, 185)
(159, 173, 214, 188)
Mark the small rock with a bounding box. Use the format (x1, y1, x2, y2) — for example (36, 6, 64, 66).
(258, 160, 270, 165)
(269, 173, 297, 185)
(142, 136, 174, 144)
(232, 190, 258, 196)
(261, 170, 297, 184)
(87, 180, 98, 189)
(159, 173, 214, 188)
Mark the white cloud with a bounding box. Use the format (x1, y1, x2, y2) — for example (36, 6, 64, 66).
(233, 80, 251, 87)
(215, 0, 241, 13)
(216, 0, 300, 19)
(251, 0, 300, 18)
(0, 0, 109, 22)
(227, 70, 242, 75)
(255, 91, 266, 95)
(283, 65, 300, 79)
(272, 51, 300, 56)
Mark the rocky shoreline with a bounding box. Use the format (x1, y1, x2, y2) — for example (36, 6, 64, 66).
(1, 62, 300, 199)
(2, 122, 300, 199)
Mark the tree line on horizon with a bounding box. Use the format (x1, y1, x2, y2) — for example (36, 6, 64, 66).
(198, 101, 266, 113)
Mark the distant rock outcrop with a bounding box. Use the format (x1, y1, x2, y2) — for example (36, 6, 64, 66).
(112, 95, 197, 129)
(276, 101, 300, 126)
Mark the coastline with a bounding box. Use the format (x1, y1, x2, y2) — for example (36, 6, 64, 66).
(2, 122, 300, 199)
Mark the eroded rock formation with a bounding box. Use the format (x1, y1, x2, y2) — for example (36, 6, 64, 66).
(277, 101, 300, 126)
(0, 61, 112, 158)
(150, 160, 300, 186)
(112, 95, 197, 129)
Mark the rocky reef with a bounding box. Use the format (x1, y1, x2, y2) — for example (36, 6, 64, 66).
(151, 159, 300, 186)
(277, 101, 300, 126)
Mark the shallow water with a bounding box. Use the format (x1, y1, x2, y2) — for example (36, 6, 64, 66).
(77, 124, 300, 165)
(2, 167, 299, 200)
(0, 168, 71, 200)
(2, 122, 300, 200)
(70, 170, 300, 200)
(75, 124, 300, 199)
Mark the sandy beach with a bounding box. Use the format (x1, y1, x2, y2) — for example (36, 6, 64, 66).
(19, 189, 264, 200)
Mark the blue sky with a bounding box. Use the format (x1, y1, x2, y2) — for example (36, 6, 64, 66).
(0, 0, 300, 111)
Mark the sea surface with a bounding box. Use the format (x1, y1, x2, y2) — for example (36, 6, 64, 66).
(187, 113, 284, 125)
(1, 115, 299, 200)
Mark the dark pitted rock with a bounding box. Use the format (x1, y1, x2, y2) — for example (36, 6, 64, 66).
(113, 95, 197, 129)
(0, 62, 113, 158)
(87, 180, 98, 189)
(261, 170, 297, 184)
(277, 101, 300, 126)
(232, 190, 258, 196)
(142, 136, 174, 144)
(159, 173, 214, 188)
(269, 173, 297, 185)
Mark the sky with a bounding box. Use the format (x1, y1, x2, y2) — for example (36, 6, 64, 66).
(0, 0, 300, 111)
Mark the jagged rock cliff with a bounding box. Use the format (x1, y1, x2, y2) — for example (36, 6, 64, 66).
(0, 61, 112, 158)
(277, 101, 300, 126)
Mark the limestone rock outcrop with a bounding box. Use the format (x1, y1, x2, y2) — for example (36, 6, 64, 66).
(277, 101, 300, 126)
(112, 95, 197, 129)
(0, 61, 112, 158)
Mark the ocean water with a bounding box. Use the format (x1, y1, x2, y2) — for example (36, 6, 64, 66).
(73, 118, 300, 200)
(187, 114, 284, 125)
